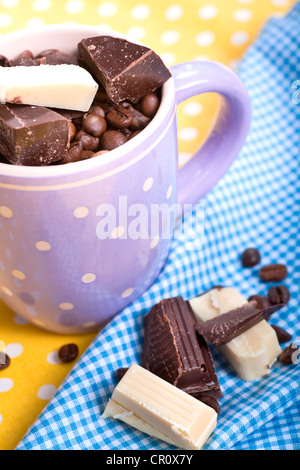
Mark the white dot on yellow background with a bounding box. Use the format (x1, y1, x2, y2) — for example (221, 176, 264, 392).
(0, 414, 2, 424)
(0, 206, 13, 218)
(97, 1, 117, 17)
(26, 17, 45, 28)
(47, 350, 61, 365)
(37, 384, 57, 400)
(233, 8, 253, 22)
(1, 0, 19, 7)
(0, 13, 12, 26)
(12, 269, 26, 280)
(179, 152, 193, 167)
(73, 206, 89, 218)
(179, 127, 198, 141)
(81, 273, 96, 283)
(5, 342, 23, 358)
(131, 4, 151, 20)
(230, 30, 250, 46)
(198, 4, 218, 20)
(0, 378, 13, 393)
(35, 241, 51, 251)
(271, 0, 289, 6)
(183, 101, 203, 116)
(59, 302, 74, 311)
(195, 31, 215, 47)
(126, 26, 146, 40)
(165, 4, 184, 21)
(64, 0, 84, 14)
(161, 30, 180, 45)
(32, 0, 52, 11)
(143, 177, 153, 192)
(111, 226, 125, 239)
(121, 287, 133, 298)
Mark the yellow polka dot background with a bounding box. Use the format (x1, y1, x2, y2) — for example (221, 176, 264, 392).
(0, 0, 296, 450)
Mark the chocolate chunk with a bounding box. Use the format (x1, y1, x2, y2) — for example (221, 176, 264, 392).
(78, 35, 171, 103)
(259, 264, 288, 282)
(241, 248, 260, 267)
(58, 343, 79, 363)
(115, 367, 129, 382)
(271, 325, 292, 343)
(268, 285, 290, 305)
(0, 104, 70, 165)
(0, 54, 10, 67)
(141, 296, 222, 399)
(195, 300, 284, 345)
(279, 343, 300, 365)
(197, 394, 220, 415)
(248, 294, 271, 310)
(0, 353, 10, 371)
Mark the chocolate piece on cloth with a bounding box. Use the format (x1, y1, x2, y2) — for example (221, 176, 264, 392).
(78, 35, 171, 103)
(0, 103, 70, 165)
(195, 300, 284, 346)
(141, 296, 222, 399)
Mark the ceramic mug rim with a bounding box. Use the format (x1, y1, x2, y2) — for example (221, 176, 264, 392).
(0, 23, 175, 180)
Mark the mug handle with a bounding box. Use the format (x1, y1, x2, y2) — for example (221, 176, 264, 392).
(170, 61, 251, 207)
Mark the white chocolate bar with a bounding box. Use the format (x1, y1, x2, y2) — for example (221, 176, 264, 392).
(0, 64, 98, 111)
(189, 288, 282, 381)
(102, 363, 217, 450)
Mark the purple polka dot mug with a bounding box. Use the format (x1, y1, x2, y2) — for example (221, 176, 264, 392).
(0, 25, 251, 333)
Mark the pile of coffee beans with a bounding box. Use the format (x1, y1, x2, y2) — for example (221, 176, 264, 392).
(240, 247, 298, 366)
(59, 89, 160, 164)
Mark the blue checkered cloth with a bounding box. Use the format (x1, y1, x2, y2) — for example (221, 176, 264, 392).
(17, 4, 300, 450)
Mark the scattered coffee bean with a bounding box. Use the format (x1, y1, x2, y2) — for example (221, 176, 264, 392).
(279, 343, 299, 365)
(82, 113, 107, 137)
(106, 104, 133, 129)
(268, 285, 290, 305)
(259, 264, 287, 282)
(0, 54, 9, 67)
(0, 353, 10, 371)
(248, 294, 271, 310)
(115, 367, 129, 382)
(58, 343, 79, 363)
(140, 93, 160, 118)
(241, 248, 261, 267)
(101, 130, 127, 150)
(271, 325, 292, 343)
(198, 395, 220, 415)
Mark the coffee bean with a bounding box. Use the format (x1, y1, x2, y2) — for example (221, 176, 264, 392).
(271, 325, 292, 343)
(10, 56, 38, 67)
(88, 105, 106, 118)
(60, 141, 83, 164)
(75, 130, 100, 151)
(106, 105, 133, 129)
(40, 51, 79, 66)
(16, 50, 34, 59)
(121, 101, 150, 131)
(268, 285, 290, 304)
(279, 343, 299, 365)
(101, 130, 127, 150)
(81, 150, 95, 160)
(0, 353, 10, 371)
(82, 113, 107, 137)
(69, 121, 77, 141)
(198, 395, 220, 415)
(259, 264, 288, 282)
(36, 49, 60, 58)
(140, 93, 160, 118)
(0, 54, 9, 67)
(115, 367, 129, 382)
(241, 248, 260, 267)
(248, 294, 271, 310)
(58, 343, 79, 363)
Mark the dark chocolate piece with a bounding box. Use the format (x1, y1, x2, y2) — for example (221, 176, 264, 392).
(78, 35, 171, 103)
(141, 296, 222, 399)
(0, 104, 70, 165)
(195, 300, 284, 345)
(271, 325, 292, 343)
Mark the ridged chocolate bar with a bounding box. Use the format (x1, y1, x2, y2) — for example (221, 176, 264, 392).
(141, 296, 222, 399)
